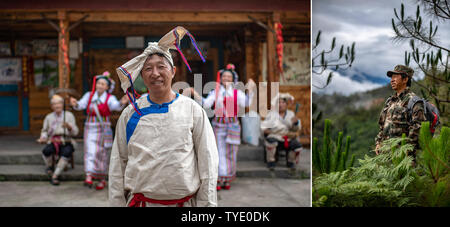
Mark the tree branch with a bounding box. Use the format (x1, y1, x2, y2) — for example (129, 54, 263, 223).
(398, 18, 450, 52)
(415, 63, 450, 83)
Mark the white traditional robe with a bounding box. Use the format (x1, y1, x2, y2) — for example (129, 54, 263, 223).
(260, 110, 301, 141)
(108, 93, 219, 207)
(40, 111, 79, 144)
(260, 110, 302, 164)
(74, 91, 123, 178)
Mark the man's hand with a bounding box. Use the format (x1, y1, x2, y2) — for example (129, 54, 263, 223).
(62, 122, 72, 131)
(36, 137, 47, 144)
(264, 129, 271, 134)
(291, 116, 299, 124)
(375, 144, 380, 155)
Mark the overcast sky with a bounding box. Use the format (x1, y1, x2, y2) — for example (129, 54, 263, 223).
(311, 0, 450, 95)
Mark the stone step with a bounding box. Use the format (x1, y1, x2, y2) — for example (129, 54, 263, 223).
(0, 150, 85, 165)
(236, 143, 265, 161)
(0, 143, 265, 165)
(0, 160, 309, 182)
(0, 164, 85, 181)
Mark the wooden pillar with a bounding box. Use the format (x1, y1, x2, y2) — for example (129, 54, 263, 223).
(244, 28, 256, 113)
(266, 13, 276, 109)
(58, 11, 70, 90)
(244, 28, 253, 82)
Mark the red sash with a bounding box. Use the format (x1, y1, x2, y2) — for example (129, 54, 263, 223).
(283, 135, 289, 149)
(50, 135, 63, 156)
(128, 193, 194, 207)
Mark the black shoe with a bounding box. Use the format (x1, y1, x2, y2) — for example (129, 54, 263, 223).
(50, 177, 60, 186)
(45, 167, 54, 176)
(287, 162, 295, 169)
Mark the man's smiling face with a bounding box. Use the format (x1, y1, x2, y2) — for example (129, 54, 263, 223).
(141, 54, 176, 94)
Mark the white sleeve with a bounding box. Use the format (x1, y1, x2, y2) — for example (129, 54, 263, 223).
(66, 112, 79, 136)
(192, 104, 219, 207)
(107, 95, 124, 111)
(260, 111, 276, 131)
(40, 114, 50, 139)
(237, 90, 252, 107)
(108, 109, 130, 207)
(202, 89, 216, 109)
(73, 92, 91, 111)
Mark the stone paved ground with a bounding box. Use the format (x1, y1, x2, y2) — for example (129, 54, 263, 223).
(0, 178, 310, 207)
(0, 135, 311, 207)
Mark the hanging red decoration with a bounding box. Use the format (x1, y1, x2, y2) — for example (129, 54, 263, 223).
(275, 22, 285, 82)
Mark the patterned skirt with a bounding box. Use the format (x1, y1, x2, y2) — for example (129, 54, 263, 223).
(83, 121, 113, 178)
(213, 118, 241, 183)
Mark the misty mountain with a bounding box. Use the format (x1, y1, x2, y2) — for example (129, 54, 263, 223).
(313, 79, 423, 120)
(336, 67, 390, 85)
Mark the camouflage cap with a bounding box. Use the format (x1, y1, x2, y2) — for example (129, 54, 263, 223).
(387, 65, 414, 78)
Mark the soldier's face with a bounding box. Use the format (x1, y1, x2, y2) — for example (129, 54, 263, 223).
(390, 73, 408, 92)
(141, 54, 176, 94)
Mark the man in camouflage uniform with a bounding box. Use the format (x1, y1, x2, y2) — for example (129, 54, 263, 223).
(375, 65, 427, 159)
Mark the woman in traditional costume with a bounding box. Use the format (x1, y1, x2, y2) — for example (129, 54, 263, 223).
(70, 71, 128, 190)
(192, 64, 255, 190)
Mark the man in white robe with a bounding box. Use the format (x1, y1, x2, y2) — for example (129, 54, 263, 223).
(260, 93, 302, 170)
(109, 26, 218, 207)
(37, 95, 79, 185)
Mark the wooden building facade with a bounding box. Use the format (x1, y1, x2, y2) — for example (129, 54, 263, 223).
(0, 0, 311, 146)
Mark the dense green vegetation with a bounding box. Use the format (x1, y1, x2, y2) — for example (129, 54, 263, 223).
(313, 104, 381, 163)
(312, 121, 449, 207)
(312, 119, 355, 174)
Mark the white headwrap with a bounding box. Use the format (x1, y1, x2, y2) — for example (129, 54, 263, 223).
(116, 26, 205, 93)
(50, 94, 64, 104)
(271, 92, 295, 107)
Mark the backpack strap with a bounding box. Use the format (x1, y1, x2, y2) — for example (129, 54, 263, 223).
(407, 95, 426, 121)
(384, 96, 392, 106)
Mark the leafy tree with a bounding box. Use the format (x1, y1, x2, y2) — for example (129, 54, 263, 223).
(312, 31, 356, 128)
(312, 30, 356, 89)
(392, 0, 450, 126)
(413, 122, 450, 206)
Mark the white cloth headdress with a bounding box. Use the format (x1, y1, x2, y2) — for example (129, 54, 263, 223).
(271, 92, 295, 107)
(116, 26, 205, 115)
(116, 26, 205, 93)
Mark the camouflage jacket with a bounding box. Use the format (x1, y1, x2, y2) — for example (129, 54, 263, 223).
(375, 88, 426, 151)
